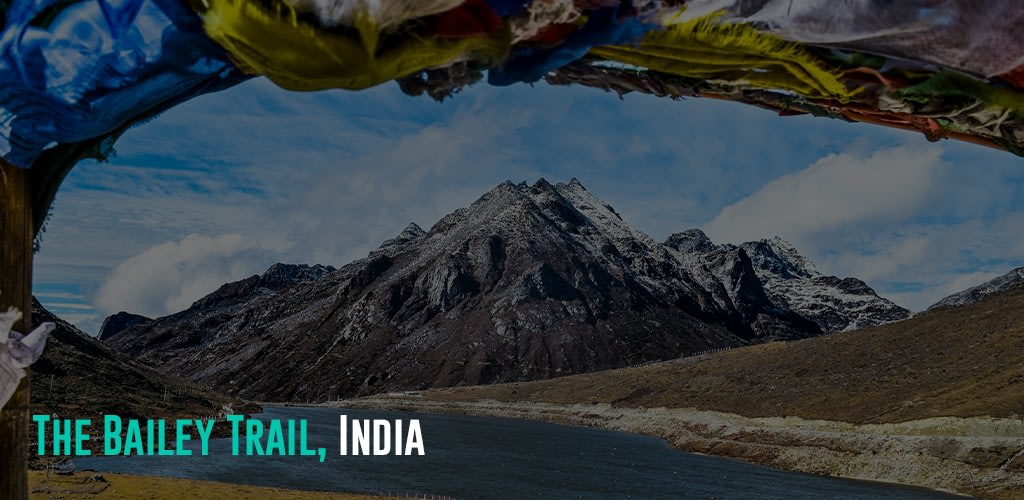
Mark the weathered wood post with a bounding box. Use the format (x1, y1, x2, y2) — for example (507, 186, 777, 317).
(0, 157, 33, 500)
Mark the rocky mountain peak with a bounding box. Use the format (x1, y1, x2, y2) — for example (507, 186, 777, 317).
(531, 177, 556, 192)
(740, 237, 820, 280)
(554, 178, 626, 224)
(187, 262, 336, 312)
(97, 311, 152, 341)
(375, 223, 427, 255)
(424, 179, 639, 256)
(672, 231, 908, 333)
(399, 222, 426, 239)
(665, 229, 717, 254)
(261, 263, 336, 284)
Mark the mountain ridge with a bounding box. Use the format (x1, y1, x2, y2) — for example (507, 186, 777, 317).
(102, 179, 907, 402)
(666, 228, 910, 333)
(929, 267, 1024, 310)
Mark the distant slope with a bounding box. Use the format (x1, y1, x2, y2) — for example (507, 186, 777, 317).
(930, 267, 1024, 310)
(421, 284, 1024, 424)
(30, 298, 234, 421)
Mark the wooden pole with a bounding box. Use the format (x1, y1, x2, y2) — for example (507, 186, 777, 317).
(0, 158, 33, 500)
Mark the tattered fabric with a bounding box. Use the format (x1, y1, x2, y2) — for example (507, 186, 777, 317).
(489, 5, 653, 86)
(0, 0, 244, 168)
(698, 0, 1024, 78)
(590, 16, 855, 102)
(0, 308, 52, 410)
(283, 0, 465, 30)
(198, 0, 510, 91)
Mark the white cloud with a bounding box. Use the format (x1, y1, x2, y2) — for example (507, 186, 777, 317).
(59, 314, 104, 336)
(93, 234, 275, 317)
(704, 145, 945, 245)
(702, 144, 1024, 312)
(817, 218, 1024, 310)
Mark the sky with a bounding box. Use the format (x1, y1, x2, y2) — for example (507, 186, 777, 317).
(31, 77, 1024, 334)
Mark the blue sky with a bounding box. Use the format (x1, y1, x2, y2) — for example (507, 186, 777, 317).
(31, 77, 1024, 334)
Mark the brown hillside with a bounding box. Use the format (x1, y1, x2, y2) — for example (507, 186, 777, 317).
(424, 288, 1024, 424)
(29, 299, 236, 422)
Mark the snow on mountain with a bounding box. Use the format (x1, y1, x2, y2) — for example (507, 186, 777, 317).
(668, 230, 910, 333)
(101, 179, 903, 402)
(928, 267, 1024, 310)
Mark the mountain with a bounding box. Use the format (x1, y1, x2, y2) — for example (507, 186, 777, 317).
(29, 298, 232, 421)
(97, 311, 152, 340)
(929, 267, 1024, 310)
(739, 237, 911, 332)
(663, 230, 822, 337)
(668, 229, 910, 333)
(102, 179, 902, 402)
(188, 262, 336, 311)
(98, 263, 334, 343)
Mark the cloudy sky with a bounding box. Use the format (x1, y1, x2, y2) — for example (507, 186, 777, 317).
(32, 77, 1024, 334)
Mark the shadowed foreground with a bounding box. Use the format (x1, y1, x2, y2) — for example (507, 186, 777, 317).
(29, 471, 386, 500)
